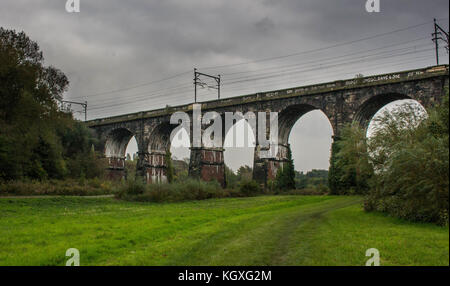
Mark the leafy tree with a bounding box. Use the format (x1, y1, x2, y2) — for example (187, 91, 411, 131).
(225, 164, 239, 188)
(236, 165, 253, 182)
(275, 144, 296, 191)
(328, 139, 343, 194)
(333, 123, 373, 195)
(296, 169, 328, 189)
(0, 28, 105, 181)
(165, 149, 174, 183)
(365, 95, 449, 225)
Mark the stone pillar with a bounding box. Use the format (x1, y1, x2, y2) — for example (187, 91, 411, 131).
(145, 151, 168, 184)
(105, 156, 126, 181)
(189, 147, 225, 187)
(253, 143, 289, 187)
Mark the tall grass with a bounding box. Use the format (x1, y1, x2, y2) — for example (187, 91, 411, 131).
(0, 178, 115, 196)
(116, 179, 247, 203)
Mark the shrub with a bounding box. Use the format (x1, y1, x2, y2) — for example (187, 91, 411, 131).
(239, 180, 261, 196)
(363, 95, 449, 226)
(0, 179, 115, 196)
(116, 179, 229, 203)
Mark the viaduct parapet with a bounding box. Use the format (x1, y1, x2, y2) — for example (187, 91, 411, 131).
(87, 65, 449, 187)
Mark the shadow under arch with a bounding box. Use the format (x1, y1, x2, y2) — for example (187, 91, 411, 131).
(105, 128, 135, 159)
(104, 127, 135, 180)
(148, 121, 177, 152)
(354, 93, 411, 131)
(278, 104, 330, 145)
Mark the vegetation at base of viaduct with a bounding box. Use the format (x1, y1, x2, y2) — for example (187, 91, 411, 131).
(329, 91, 449, 225)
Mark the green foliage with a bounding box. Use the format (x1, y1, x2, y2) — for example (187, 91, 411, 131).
(239, 180, 261, 196)
(173, 158, 189, 182)
(1, 196, 447, 265)
(116, 178, 231, 203)
(0, 28, 105, 181)
(165, 149, 174, 183)
(328, 140, 341, 194)
(0, 178, 115, 196)
(225, 164, 239, 188)
(330, 124, 373, 195)
(275, 145, 296, 191)
(125, 157, 137, 179)
(295, 169, 328, 189)
(365, 94, 449, 225)
(236, 165, 253, 181)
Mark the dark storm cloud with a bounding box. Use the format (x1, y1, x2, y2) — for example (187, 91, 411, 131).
(0, 0, 448, 171)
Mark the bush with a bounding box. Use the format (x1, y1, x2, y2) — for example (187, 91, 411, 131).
(363, 94, 449, 226)
(0, 179, 115, 196)
(116, 179, 231, 203)
(285, 186, 329, 196)
(239, 180, 261, 196)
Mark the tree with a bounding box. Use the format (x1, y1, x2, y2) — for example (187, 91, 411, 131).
(165, 149, 174, 183)
(365, 95, 449, 225)
(225, 164, 238, 188)
(275, 144, 296, 191)
(328, 139, 343, 194)
(0, 28, 105, 181)
(333, 123, 373, 195)
(237, 165, 253, 182)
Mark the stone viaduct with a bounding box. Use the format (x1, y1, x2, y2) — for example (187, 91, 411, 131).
(87, 65, 449, 187)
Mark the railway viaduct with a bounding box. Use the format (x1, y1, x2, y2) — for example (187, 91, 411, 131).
(86, 65, 449, 187)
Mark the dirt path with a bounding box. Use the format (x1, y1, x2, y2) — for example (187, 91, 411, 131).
(269, 197, 362, 265)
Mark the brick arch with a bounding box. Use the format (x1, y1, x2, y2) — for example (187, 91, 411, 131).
(145, 120, 191, 183)
(104, 127, 135, 158)
(102, 127, 136, 180)
(148, 121, 177, 152)
(277, 104, 334, 145)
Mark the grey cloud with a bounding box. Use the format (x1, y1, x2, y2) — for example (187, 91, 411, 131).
(1, 0, 448, 172)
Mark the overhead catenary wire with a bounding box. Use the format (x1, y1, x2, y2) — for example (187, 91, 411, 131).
(68, 20, 448, 119)
(87, 48, 440, 113)
(74, 20, 443, 102)
(87, 46, 439, 113)
(87, 41, 436, 111)
(198, 20, 443, 71)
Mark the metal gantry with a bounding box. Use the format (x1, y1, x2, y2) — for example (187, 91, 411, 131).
(432, 18, 450, 65)
(60, 100, 88, 121)
(194, 68, 221, 103)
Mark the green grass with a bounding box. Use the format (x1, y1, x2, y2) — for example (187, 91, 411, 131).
(0, 195, 447, 266)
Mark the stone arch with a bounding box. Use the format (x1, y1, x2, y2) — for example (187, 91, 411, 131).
(223, 117, 256, 173)
(105, 128, 135, 159)
(148, 121, 176, 152)
(145, 120, 190, 183)
(354, 92, 411, 130)
(278, 104, 333, 145)
(252, 103, 334, 185)
(104, 127, 135, 180)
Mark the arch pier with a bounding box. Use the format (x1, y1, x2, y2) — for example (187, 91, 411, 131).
(87, 65, 448, 187)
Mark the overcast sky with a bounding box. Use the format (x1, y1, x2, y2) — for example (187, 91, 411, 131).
(1, 0, 448, 172)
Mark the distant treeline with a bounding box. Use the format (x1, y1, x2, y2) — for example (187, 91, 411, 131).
(295, 169, 328, 189)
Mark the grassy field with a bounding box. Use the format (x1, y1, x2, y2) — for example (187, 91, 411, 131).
(0, 195, 448, 266)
